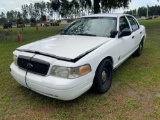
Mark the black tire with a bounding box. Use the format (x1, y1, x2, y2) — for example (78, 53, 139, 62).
(92, 59, 113, 94)
(134, 40, 143, 57)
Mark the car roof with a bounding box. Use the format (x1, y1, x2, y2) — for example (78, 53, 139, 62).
(82, 13, 129, 18)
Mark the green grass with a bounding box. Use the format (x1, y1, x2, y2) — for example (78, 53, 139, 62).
(0, 21, 160, 119)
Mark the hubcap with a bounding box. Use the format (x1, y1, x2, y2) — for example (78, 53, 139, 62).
(102, 70, 107, 83)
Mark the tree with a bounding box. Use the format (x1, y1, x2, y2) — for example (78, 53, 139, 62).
(34, 3, 40, 19)
(0, 12, 7, 25)
(46, 2, 52, 16)
(6, 11, 14, 21)
(80, 0, 92, 15)
(28, 3, 35, 18)
(17, 11, 22, 18)
(40, 1, 46, 16)
(54, 0, 130, 14)
(71, 0, 80, 18)
(51, 0, 60, 12)
(80, 0, 131, 13)
(22, 5, 28, 19)
(60, 0, 72, 18)
(51, 0, 61, 19)
(1, 12, 5, 18)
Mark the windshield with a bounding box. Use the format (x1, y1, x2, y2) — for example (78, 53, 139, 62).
(62, 17, 117, 37)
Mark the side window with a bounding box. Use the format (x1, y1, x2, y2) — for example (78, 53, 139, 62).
(127, 16, 139, 31)
(119, 16, 130, 32)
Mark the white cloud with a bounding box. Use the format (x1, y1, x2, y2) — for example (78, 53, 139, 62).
(114, 0, 159, 13)
(129, 0, 159, 10)
(0, 7, 6, 10)
(0, 0, 50, 14)
(15, 7, 21, 10)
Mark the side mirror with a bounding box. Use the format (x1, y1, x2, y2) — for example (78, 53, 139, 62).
(119, 29, 132, 38)
(110, 30, 118, 38)
(60, 28, 65, 34)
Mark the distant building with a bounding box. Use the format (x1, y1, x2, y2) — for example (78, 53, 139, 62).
(140, 16, 146, 20)
(152, 15, 159, 19)
(61, 19, 68, 24)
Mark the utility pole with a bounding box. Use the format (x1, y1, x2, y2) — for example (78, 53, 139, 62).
(146, 5, 148, 18)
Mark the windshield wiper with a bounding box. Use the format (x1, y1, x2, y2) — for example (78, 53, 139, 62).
(76, 33, 97, 36)
(61, 33, 76, 35)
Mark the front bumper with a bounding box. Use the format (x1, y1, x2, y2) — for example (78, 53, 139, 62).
(10, 63, 94, 100)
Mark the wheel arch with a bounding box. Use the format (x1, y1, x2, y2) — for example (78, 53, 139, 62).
(96, 56, 114, 71)
(140, 36, 145, 46)
(141, 36, 145, 43)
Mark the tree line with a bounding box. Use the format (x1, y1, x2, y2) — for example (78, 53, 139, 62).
(125, 5, 160, 17)
(1, 0, 160, 25)
(0, 0, 131, 25)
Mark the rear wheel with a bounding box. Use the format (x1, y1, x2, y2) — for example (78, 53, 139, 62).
(92, 59, 113, 94)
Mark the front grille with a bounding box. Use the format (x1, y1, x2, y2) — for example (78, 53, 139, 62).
(18, 56, 30, 70)
(17, 55, 50, 76)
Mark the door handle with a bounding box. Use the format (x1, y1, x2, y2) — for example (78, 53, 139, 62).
(132, 36, 135, 39)
(140, 32, 142, 34)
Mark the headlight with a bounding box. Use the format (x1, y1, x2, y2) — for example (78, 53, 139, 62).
(51, 64, 91, 79)
(13, 55, 17, 66)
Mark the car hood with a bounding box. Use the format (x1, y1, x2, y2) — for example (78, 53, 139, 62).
(17, 35, 111, 60)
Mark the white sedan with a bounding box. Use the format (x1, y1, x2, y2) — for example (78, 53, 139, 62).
(10, 13, 146, 100)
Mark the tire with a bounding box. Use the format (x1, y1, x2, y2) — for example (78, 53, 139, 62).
(92, 59, 113, 94)
(134, 40, 143, 57)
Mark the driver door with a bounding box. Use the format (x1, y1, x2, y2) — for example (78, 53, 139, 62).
(118, 16, 134, 62)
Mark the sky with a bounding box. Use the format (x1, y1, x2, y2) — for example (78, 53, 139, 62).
(0, 0, 159, 15)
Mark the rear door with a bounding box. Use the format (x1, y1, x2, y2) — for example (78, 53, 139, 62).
(126, 16, 142, 49)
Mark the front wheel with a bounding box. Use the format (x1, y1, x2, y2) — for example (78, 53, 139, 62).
(134, 40, 143, 56)
(92, 59, 113, 94)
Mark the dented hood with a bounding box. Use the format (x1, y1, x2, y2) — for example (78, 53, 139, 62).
(17, 35, 111, 60)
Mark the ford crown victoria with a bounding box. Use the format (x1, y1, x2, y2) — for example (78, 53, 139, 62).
(10, 14, 146, 100)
